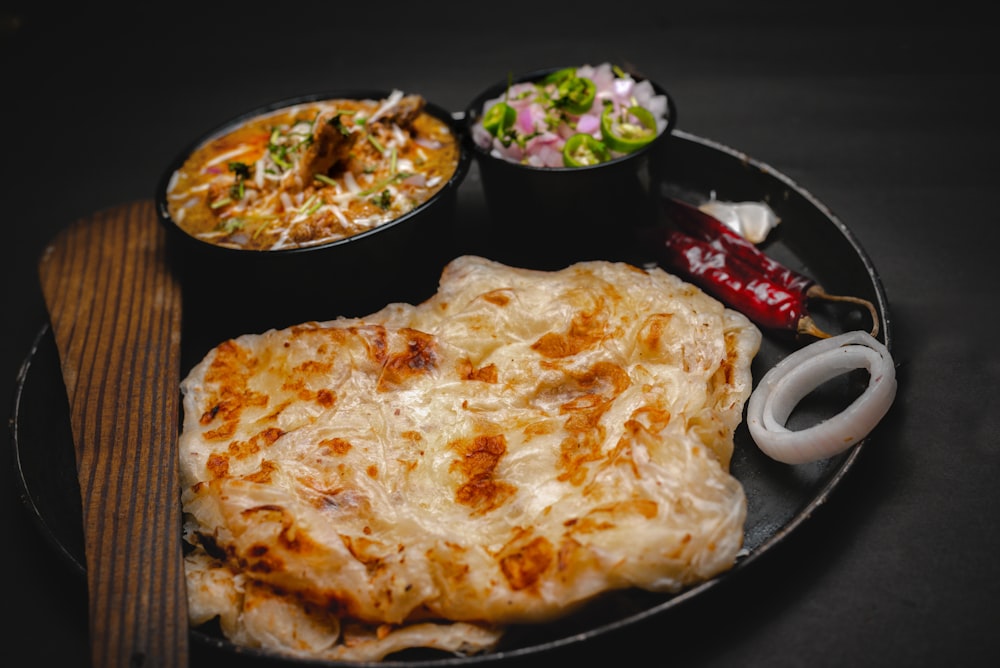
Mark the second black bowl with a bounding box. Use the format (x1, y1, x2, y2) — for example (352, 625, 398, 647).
(464, 65, 677, 269)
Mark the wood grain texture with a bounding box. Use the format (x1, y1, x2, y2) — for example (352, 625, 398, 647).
(37, 200, 189, 668)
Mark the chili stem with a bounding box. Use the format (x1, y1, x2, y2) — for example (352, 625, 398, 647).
(806, 285, 880, 338)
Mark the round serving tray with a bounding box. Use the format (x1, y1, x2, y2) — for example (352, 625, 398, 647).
(10, 129, 891, 666)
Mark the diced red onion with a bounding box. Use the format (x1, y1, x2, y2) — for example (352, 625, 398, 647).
(517, 106, 534, 134)
(576, 114, 599, 134)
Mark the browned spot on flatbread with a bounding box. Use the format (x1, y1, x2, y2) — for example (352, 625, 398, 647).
(377, 328, 438, 391)
(480, 289, 512, 306)
(320, 437, 352, 455)
(449, 434, 516, 516)
(553, 361, 632, 484)
(227, 426, 285, 461)
(206, 453, 229, 478)
(498, 534, 553, 591)
(244, 459, 279, 484)
(200, 340, 270, 439)
(531, 291, 613, 359)
(459, 358, 498, 383)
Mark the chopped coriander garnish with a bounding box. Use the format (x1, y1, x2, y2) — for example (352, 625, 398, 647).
(358, 172, 412, 197)
(269, 142, 292, 170)
(297, 196, 323, 216)
(297, 196, 317, 214)
(367, 134, 386, 153)
(372, 189, 392, 209)
(227, 161, 251, 200)
(252, 219, 272, 239)
(218, 218, 245, 233)
(291, 135, 313, 152)
(228, 161, 251, 179)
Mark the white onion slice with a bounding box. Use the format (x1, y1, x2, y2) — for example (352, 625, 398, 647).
(747, 330, 896, 464)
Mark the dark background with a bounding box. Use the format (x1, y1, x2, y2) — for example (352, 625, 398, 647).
(2, 3, 997, 666)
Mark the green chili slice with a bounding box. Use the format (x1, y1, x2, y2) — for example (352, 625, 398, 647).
(482, 102, 516, 137)
(562, 133, 611, 167)
(555, 76, 596, 114)
(541, 67, 577, 85)
(600, 104, 658, 153)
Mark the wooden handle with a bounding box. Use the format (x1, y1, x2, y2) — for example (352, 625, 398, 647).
(38, 200, 189, 668)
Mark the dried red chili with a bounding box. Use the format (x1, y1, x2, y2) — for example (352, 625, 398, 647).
(645, 196, 879, 339)
(657, 196, 813, 293)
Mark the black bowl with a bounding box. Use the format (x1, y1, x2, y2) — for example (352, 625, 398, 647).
(464, 66, 677, 269)
(155, 90, 471, 356)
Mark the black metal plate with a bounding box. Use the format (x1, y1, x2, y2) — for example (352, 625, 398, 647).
(9, 130, 891, 666)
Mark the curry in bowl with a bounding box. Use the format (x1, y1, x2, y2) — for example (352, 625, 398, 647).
(164, 90, 462, 251)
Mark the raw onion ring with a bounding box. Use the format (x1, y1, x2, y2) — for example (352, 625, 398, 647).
(747, 330, 896, 464)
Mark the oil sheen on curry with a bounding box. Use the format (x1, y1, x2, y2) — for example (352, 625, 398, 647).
(165, 91, 460, 251)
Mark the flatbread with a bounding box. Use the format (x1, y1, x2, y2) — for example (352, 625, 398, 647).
(178, 255, 761, 661)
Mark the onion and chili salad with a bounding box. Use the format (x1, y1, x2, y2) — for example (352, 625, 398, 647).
(470, 63, 670, 168)
(165, 90, 461, 251)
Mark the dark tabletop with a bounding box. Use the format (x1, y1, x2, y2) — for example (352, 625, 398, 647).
(2, 3, 997, 666)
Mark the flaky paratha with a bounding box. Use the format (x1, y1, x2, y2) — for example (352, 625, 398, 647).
(178, 255, 762, 662)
